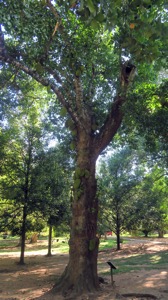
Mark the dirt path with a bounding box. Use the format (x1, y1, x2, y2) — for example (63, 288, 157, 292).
(0, 238, 167, 300)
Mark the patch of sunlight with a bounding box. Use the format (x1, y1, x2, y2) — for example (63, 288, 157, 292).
(150, 254, 161, 264)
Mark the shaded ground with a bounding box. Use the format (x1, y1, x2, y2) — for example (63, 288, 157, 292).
(0, 238, 167, 300)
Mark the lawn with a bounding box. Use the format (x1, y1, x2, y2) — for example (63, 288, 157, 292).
(0, 235, 167, 274)
(98, 250, 168, 275)
(0, 235, 120, 253)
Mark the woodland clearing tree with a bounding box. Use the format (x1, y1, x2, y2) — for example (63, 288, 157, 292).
(0, 82, 48, 264)
(129, 166, 168, 237)
(98, 147, 144, 250)
(0, 0, 167, 297)
(34, 147, 72, 256)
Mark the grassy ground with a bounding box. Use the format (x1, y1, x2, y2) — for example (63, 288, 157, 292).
(0, 235, 119, 253)
(0, 236, 69, 253)
(0, 237, 167, 300)
(0, 235, 168, 293)
(0, 234, 167, 253)
(99, 250, 168, 275)
(99, 237, 124, 250)
(0, 235, 167, 273)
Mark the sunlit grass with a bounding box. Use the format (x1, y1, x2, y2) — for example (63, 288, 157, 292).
(52, 239, 69, 253)
(150, 254, 162, 264)
(0, 239, 19, 249)
(99, 238, 117, 251)
(0, 236, 120, 253)
(99, 251, 168, 275)
(99, 237, 126, 251)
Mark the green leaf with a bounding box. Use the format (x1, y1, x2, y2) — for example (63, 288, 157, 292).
(34, 63, 44, 74)
(78, 0, 84, 12)
(71, 129, 77, 136)
(74, 178, 81, 189)
(60, 107, 67, 117)
(70, 0, 76, 4)
(75, 69, 82, 76)
(75, 167, 81, 176)
(90, 19, 100, 29)
(95, 12, 105, 22)
(87, 0, 96, 14)
(70, 142, 75, 150)
(47, 85, 51, 93)
(41, 0, 46, 5)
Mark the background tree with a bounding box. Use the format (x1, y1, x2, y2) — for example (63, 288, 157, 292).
(127, 166, 168, 237)
(98, 147, 144, 249)
(33, 147, 72, 256)
(0, 83, 48, 264)
(0, 0, 167, 296)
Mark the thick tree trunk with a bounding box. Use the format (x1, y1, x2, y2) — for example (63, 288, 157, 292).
(51, 132, 100, 297)
(45, 65, 131, 298)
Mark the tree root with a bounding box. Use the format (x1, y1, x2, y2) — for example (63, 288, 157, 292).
(47, 266, 100, 299)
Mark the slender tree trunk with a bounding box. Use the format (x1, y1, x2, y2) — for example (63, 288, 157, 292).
(158, 230, 164, 238)
(116, 231, 121, 251)
(47, 225, 52, 256)
(143, 230, 148, 237)
(116, 212, 121, 251)
(19, 205, 27, 265)
(19, 142, 31, 264)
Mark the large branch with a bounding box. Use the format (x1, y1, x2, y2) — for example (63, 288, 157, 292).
(37, 1, 62, 64)
(93, 62, 136, 158)
(93, 95, 124, 158)
(0, 21, 81, 125)
(44, 1, 92, 129)
(0, 50, 81, 123)
(74, 76, 92, 130)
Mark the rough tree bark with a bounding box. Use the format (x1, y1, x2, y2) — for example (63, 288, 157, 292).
(49, 77, 135, 296)
(51, 128, 100, 296)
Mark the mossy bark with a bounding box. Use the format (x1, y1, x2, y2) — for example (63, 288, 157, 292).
(52, 131, 100, 297)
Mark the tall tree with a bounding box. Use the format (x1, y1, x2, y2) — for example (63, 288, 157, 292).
(33, 147, 72, 256)
(0, 87, 46, 264)
(0, 0, 167, 296)
(127, 166, 168, 237)
(98, 147, 143, 250)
